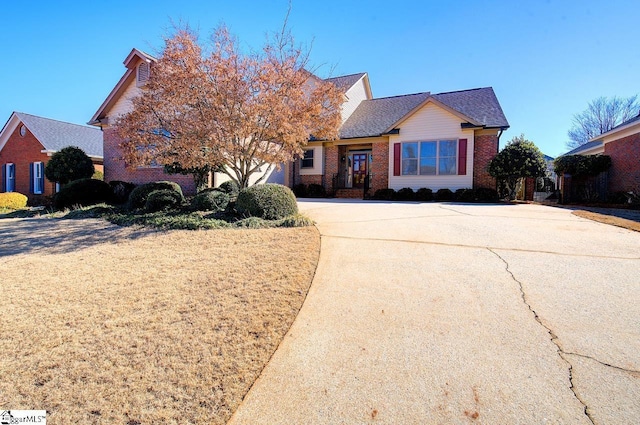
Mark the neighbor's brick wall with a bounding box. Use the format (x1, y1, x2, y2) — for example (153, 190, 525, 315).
(473, 134, 498, 189)
(371, 142, 389, 193)
(0, 123, 55, 200)
(103, 128, 196, 195)
(604, 133, 640, 192)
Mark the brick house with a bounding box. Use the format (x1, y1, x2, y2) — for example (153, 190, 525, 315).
(0, 112, 103, 202)
(90, 49, 509, 196)
(590, 113, 640, 193)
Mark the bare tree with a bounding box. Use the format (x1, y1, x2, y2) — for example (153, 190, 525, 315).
(567, 95, 640, 149)
(115, 24, 343, 188)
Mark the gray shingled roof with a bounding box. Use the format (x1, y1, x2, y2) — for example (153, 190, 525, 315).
(339, 92, 430, 139)
(562, 140, 603, 156)
(432, 87, 509, 128)
(15, 112, 103, 158)
(338, 87, 509, 139)
(609, 112, 640, 132)
(325, 73, 366, 92)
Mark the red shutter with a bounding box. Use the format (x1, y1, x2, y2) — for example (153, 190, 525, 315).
(393, 143, 401, 176)
(458, 139, 467, 175)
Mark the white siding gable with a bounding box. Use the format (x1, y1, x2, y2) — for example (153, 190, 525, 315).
(341, 77, 369, 123)
(106, 79, 141, 123)
(388, 102, 475, 191)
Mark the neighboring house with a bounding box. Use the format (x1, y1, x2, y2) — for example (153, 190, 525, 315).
(0, 112, 103, 201)
(90, 49, 509, 196)
(562, 140, 604, 156)
(589, 113, 640, 193)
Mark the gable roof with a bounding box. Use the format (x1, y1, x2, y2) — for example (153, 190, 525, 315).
(339, 92, 430, 139)
(432, 87, 509, 128)
(325, 73, 367, 92)
(0, 112, 103, 158)
(338, 87, 509, 139)
(89, 48, 157, 126)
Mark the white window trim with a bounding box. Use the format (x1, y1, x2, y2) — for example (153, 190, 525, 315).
(5, 163, 15, 192)
(400, 139, 458, 176)
(299, 146, 324, 176)
(32, 161, 44, 194)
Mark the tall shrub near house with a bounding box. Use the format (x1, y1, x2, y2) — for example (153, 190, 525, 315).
(114, 24, 343, 188)
(45, 146, 95, 186)
(488, 134, 546, 200)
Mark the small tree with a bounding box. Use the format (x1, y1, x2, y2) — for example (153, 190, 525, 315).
(115, 22, 343, 188)
(45, 146, 95, 186)
(488, 134, 546, 200)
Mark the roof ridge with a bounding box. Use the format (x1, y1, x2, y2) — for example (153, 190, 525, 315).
(367, 92, 429, 101)
(433, 87, 491, 95)
(325, 72, 366, 80)
(16, 112, 101, 130)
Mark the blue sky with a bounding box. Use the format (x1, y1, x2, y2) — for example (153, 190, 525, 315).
(1, 0, 638, 157)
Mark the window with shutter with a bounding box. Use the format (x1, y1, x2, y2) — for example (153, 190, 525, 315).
(4, 163, 15, 192)
(32, 162, 44, 194)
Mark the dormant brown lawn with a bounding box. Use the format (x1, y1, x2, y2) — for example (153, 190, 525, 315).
(0, 218, 320, 424)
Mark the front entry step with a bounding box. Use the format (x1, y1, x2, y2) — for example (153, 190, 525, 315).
(335, 188, 366, 199)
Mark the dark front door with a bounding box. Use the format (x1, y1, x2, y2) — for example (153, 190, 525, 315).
(352, 153, 368, 188)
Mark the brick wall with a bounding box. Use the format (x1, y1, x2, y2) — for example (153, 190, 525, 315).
(103, 128, 196, 195)
(0, 124, 55, 200)
(473, 134, 498, 189)
(324, 145, 339, 193)
(604, 133, 640, 192)
(371, 142, 389, 193)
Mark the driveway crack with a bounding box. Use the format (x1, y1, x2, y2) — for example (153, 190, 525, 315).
(488, 248, 596, 425)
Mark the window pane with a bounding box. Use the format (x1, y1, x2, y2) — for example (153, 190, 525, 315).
(402, 142, 418, 159)
(439, 140, 457, 157)
(420, 157, 436, 175)
(439, 157, 457, 175)
(402, 159, 418, 175)
(303, 149, 314, 159)
(420, 141, 437, 158)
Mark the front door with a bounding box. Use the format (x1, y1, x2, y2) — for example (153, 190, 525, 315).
(352, 153, 368, 188)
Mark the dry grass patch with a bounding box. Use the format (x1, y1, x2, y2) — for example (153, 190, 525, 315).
(573, 210, 640, 232)
(0, 219, 320, 424)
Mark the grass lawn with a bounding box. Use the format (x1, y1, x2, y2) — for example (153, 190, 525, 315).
(0, 217, 320, 424)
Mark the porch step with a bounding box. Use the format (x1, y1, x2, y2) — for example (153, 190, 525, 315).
(335, 188, 367, 199)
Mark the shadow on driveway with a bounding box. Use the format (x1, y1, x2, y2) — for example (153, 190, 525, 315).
(0, 217, 153, 257)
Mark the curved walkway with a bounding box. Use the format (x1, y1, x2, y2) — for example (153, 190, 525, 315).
(229, 200, 640, 424)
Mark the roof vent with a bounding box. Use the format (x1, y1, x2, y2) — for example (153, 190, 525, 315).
(137, 62, 150, 86)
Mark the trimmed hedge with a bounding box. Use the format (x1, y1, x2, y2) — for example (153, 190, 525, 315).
(218, 180, 240, 197)
(145, 189, 183, 212)
(53, 178, 113, 210)
(0, 192, 28, 209)
(128, 181, 184, 210)
(554, 154, 612, 177)
(435, 188, 454, 201)
(307, 184, 326, 198)
(292, 183, 308, 198)
(236, 184, 298, 220)
(372, 188, 395, 200)
(415, 188, 433, 201)
(191, 189, 230, 212)
(395, 187, 415, 201)
(109, 180, 137, 204)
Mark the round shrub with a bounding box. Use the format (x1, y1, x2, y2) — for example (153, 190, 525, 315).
(395, 187, 415, 201)
(191, 189, 230, 212)
(236, 184, 298, 220)
(128, 181, 184, 210)
(307, 184, 326, 198)
(45, 146, 95, 185)
(435, 188, 454, 201)
(145, 189, 183, 212)
(415, 188, 433, 202)
(53, 178, 113, 210)
(109, 180, 137, 204)
(292, 183, 308, 197)
(218, 180, 240, 197)
(0, 192, 28, 209)
(373, 188, 395, 200)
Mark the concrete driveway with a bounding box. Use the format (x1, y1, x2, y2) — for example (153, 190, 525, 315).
(229, 201, 640, 424)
